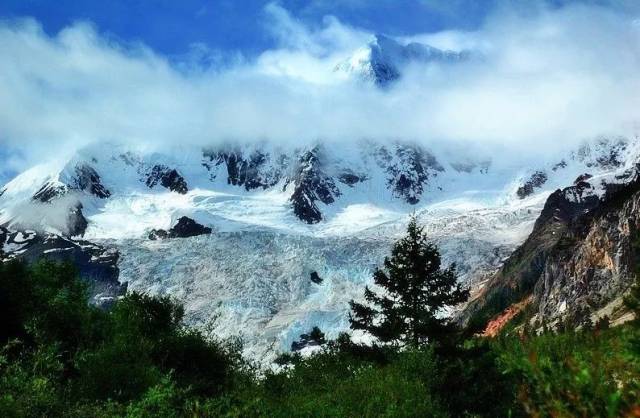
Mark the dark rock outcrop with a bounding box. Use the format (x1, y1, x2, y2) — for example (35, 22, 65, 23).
(289, 148, 341, 224)
(202, 149, 284, 190)
(72, 163, 111, 198)
(33, 164, 111, 203)
(552, 160, 568, 171)
(310, 271, 323, 284)
(30, 183, 89, 236)
(516, 171, 548, 199)
(0, 229, 126, 307)
(67, 204, 89, 236)
(146, 165, 188, 194)
(148, 229, 169, 240)
(202, 143, 446, 222)
(149, 216, 212, 240)
(170, 216, 212, 237)
(33, 182, 68, 202)
(376, 144, 444, 204)
(574, 137, 627, 169)
(337, 170, 365, 186)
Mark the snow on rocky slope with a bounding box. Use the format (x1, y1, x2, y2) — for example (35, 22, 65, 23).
(334, 34, 471, 86)
(0, 136, 636, 361)
(462, 138, 640, 332)
(0, 226, 125, 307)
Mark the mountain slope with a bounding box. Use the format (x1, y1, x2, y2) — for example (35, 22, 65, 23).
(334, 34, 471, 86)
(0, 226, 125, 307)
(463, 151, 640, 332)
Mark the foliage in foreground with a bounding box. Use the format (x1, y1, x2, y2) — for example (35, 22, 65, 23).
(1, 259, 640, 417)
(0, 260, 248, 417)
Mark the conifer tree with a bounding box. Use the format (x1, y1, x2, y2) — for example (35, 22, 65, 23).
(349, 217, 469, 347)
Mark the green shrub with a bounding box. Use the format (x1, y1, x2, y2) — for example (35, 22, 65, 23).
(496, 328, 640, 417)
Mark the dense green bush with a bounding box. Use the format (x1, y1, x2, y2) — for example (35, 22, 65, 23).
(496, 328, 640, 417)
(0, 260, 246, 417)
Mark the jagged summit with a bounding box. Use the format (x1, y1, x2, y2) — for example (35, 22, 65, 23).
(0, 140, 487, 236)
(0, 138, 633, 240)
(335, 33, 471, 86)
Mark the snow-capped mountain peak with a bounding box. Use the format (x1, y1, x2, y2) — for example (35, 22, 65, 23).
(335, 34, 471, 86)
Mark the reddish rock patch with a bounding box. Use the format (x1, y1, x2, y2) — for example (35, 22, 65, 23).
(482, 296, 532, 337)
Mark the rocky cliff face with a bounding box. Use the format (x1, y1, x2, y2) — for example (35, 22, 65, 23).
(463, 166, 640, 331)
(517, 171, 548, 199)
(145, 165, 189, 194)
(288, 148, 342, 224)
(374, 143, 444, 204)
(200, 142, 445, 223)
(0, 227, 126, 307)
(72, 163, 112, 198)
(532, 174, 640, 327)
(1, 140, 456, 235)
(202, 149, 286, 190)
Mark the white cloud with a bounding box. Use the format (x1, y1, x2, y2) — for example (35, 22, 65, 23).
(0, 3, 638, 169)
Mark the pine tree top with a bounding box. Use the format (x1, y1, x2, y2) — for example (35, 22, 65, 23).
(349, 216, 469, 347)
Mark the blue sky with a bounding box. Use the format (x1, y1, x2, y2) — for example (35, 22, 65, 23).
(1, 0, 636, 58)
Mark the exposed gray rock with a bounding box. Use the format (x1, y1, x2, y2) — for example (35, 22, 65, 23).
(289, 148, 341, 224)
(202, 149, 285, 190)
(573, 137, 627, 169)
(149, 216, 212, 240)
(552, 160, 568, 171)
(516, 171, 548, 199)
(337, 170, 365, 186)
(146, 165, 188, 194)
(67, 203, 89, 236)
(0, 228, 126, 307)
(33, 182, 68, 202)
(463, 165, 640, 330)
(376, 144, 444, 204)
(310, 271, 323, 284)
(72, 163, 111, 198)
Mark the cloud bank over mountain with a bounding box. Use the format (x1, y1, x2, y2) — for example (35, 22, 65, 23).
(0, 3, 638, 174)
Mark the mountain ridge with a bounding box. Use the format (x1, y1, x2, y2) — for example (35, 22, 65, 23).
(334, 33, 472, 86)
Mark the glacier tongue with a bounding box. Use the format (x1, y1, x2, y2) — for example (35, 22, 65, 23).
(110, 221, 523, 363)
(109, 191, 547, 362)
